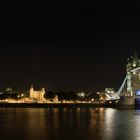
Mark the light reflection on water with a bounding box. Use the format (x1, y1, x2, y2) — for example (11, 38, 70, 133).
(0, 108, 140, 140)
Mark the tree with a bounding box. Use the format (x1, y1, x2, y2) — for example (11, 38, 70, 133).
(44, 91, 55, 100)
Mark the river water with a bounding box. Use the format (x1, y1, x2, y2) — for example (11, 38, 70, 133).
(0, 108, 140, 140)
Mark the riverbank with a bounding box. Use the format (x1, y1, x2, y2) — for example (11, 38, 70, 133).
(0, 102, 117, 108)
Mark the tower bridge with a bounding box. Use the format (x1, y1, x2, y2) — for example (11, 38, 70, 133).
(116, 53, 140, 97)
(113, 53, 140, 107)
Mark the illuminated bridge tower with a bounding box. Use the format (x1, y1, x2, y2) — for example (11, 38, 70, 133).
(118, 53, 140, 107)
(126, 53, 140, 97)
(126, 58, 132, 96)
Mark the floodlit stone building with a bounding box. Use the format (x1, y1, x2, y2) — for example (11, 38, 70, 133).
(29, 85, 45, 101)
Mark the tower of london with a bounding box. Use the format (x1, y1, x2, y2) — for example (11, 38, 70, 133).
(29, 85, 45, 101)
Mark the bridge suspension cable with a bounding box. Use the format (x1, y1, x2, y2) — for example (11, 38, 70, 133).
(105, 66, 140, 99)
(131, 67, 140, 72)
(116, 76, 127, 96)
(116, 66, 140, 97)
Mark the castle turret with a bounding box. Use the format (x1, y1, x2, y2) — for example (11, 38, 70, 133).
(30, 85, 34, 92)
(41, 87, 45, 92)
(30, 85, 34, 98)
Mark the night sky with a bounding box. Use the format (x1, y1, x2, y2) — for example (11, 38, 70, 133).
(0, 1, 140, 92)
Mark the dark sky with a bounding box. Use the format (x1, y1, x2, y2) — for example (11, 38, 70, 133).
(0, 1, 140, 92)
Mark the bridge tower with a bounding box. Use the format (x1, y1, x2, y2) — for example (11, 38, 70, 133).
(126, 57, 132, 96)
(126, 53, 140, 97)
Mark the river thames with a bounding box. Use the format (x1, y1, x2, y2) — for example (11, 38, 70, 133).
(0, 108, 140, 140)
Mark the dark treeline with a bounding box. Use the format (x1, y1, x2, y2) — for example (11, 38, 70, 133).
(44, 91, 100, 101)
(0, 88, 29, 100)
(44, 91, 77, 101)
